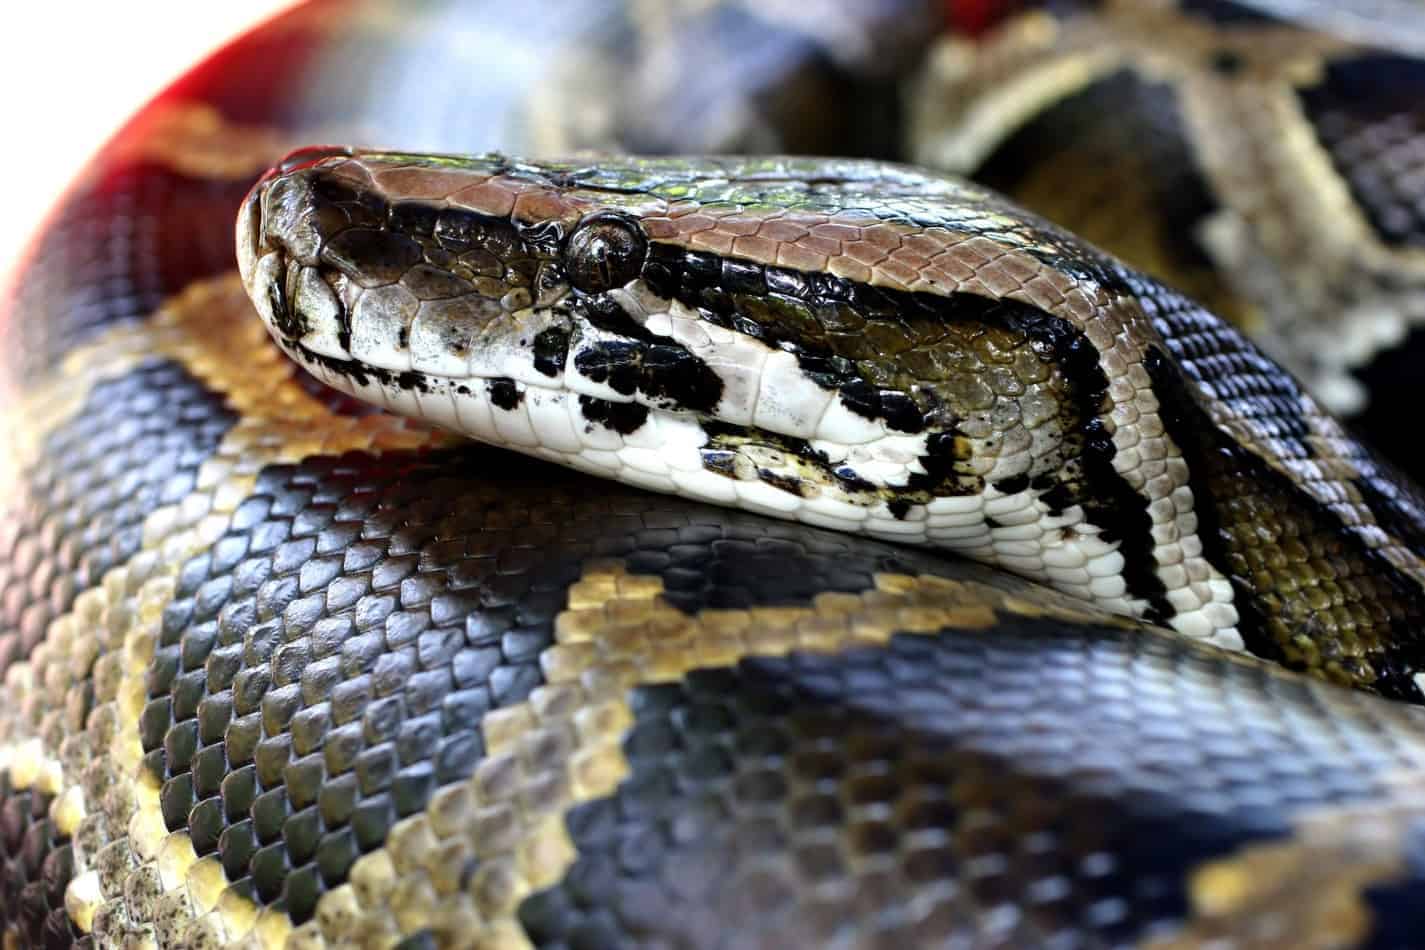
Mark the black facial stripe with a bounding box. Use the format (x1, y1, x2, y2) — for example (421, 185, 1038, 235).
(567, 293, 725, 413)
(430, 205, 527, 257)
(698, 404, 1160, 588)
(643, 245, 1171, 617)
(334, 288, 352, 354)
(571, 294, 666, 344)
(643, 242, 943, 432)
(1012, 309, 1172, 624)
(837, 381, 924, 433)
(284, 168, 545, 309)
(641, 242, 1128, 435)
(291, 343, 430, 394)
(533, 326, 570, 378)
(902, 428, 979, 499)
(1145, 345, 1425, 700)
(307, 176, 532, 261)
(578, 396, 651, 435)
(321, 228, 424, 288)
(387, 199, 441, 238)
(268, 274, 301, 342)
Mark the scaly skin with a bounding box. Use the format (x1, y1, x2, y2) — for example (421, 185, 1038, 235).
(6, 2, 1425, 946)
(241, 148, 1425, 700)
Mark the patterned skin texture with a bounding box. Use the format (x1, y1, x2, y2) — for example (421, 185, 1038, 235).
(242, 150, 1425, 700)
(3, 1, 1425, 948)
(911, 0, 1425, 482)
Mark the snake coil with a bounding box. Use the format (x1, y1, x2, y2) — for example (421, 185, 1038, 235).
(3, 2, 1425, 948)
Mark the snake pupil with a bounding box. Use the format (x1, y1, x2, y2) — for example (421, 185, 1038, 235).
(564, 212, 648, 293)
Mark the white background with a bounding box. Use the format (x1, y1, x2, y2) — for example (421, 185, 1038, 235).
(0, 2, 296, 282)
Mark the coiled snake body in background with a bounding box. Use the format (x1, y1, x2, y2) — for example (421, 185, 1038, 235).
(4, 1, 1425, 947)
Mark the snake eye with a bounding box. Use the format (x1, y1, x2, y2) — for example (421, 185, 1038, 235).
(564, 212, 647, 294)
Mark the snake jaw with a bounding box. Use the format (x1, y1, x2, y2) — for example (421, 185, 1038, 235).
(240, 152, 564, 380)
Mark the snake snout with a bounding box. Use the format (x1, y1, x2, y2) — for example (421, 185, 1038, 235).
(237, 150, 585, 422)
(236, 167, 338, 359)
(234, 184, 265, 295)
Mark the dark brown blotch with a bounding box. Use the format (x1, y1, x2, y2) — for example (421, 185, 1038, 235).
(321, 229, 423, 287)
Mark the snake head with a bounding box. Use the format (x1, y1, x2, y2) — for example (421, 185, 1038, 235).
(236, 148, 1005, 462)
(235, 147, 1099, 532)
(238, 147, 1252, 653)
(239, 149, 741, 440)
(240, 150, 935, 458)
(237, 148, 579, 397)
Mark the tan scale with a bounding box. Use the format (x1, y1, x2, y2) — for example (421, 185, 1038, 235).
(100, 102, 312, 186)
(10, 2, 1425, 945)
(903, 2, 1425, 605)
(0, 95, 447, 946)
(89, 276, 446, 948)
(0, 743, 68, 948)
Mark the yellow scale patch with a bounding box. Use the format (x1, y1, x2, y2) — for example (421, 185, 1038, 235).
(303, 562, 1112, 949)
(0, 248, 1141, 948)
(1147, 776, 1425, 949)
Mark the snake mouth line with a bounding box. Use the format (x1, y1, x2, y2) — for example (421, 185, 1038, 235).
(276, 329, 945, 507)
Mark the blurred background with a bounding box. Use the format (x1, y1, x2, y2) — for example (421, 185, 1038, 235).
(0, 3, 296, 278)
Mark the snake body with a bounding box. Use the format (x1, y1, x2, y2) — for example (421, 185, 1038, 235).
(5, 1, 1425, 948)
(913, 0, 1425, 478)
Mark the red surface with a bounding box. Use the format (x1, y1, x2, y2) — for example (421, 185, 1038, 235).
(0, 3, 297, 292)
(945, 0, 1016, 35)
